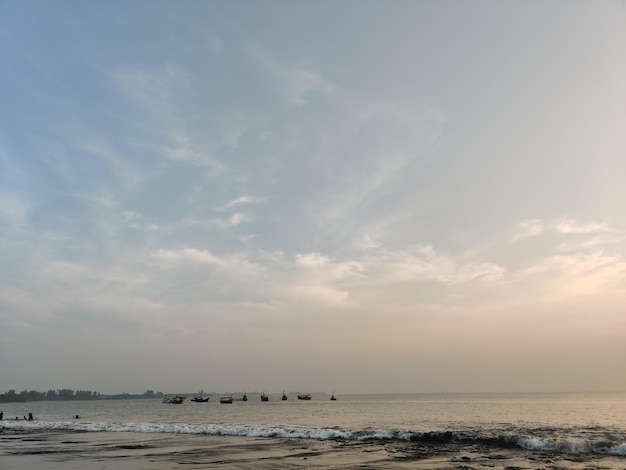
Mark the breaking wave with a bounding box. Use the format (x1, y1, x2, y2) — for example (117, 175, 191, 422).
(2, 420, 625, 457)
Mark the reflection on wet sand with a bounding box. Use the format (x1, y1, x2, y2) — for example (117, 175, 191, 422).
(1, 431, 624, 469)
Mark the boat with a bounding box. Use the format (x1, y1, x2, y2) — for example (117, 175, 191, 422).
(330, 392, 336, 401)
(241, 393, 248, 402)
(219, 396, 233, 404)
(191, 396, 209, 402)
(282, 390, 288, 401)
(260, 391, 269, 402)
(162, 396, 186, 404)
(297, 394, 312, 400)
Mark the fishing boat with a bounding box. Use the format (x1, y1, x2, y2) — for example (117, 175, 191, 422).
(191, 396, 209, 402)
(219, 396, 233, 404)
(282, 390, 288, 401)
(260, 391, 269, 402)
(297, 394, 312, 400)
(330, 392, 336, 401)
(241, 393, 248, 401)
(162, 396, 186, 404)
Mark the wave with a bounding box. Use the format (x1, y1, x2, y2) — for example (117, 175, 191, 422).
(406, 430, 626, 456)
(2, 420, 625, 457)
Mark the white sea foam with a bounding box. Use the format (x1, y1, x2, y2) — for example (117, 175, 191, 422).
(0, 420, 355, 440)
(517, 436, 625, 455)
(517, 436, 555, 451)
(607, 443, 626, 456)
(2, 419, 625, 457)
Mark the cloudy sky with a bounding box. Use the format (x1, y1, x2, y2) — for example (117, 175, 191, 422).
(1, 0, 625, 395)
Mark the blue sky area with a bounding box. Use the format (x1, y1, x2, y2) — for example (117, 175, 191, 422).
(1, 0, 625, 394)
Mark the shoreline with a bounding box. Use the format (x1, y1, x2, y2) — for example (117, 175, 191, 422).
(1, 430, 625, 469)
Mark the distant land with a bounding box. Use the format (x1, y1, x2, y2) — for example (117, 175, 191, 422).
(0, 389, 163, 403)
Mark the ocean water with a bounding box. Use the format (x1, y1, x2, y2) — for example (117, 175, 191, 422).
(1, 392, 625, 458)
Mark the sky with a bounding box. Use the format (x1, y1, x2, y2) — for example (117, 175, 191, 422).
(1, 0, 625, 395)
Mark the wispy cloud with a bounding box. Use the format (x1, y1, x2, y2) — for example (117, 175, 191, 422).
(250, 46, 335, 105)
(553, 217, 612, 234)
(513, 217, 613, 242)
(226, 212, 248, 227)
(369, 246, 506, 285)
(219, 195, 266, 211)
(153, 248, 226, 266)
(0, 191, 32, 228)
(70, 130, 158, 189)
(156, 132, 226, 171)
(0, 140, 35, 228)
(113, 65, 191, 111)
(558, 235, 623, 252)
(512, 219, 544, 242)
(306, 101, 447, 248)
(517, 251, 626, 299)
(0, 288, 55, 325)
(43, 260, 150, 286)
(283, 67, 335, 105)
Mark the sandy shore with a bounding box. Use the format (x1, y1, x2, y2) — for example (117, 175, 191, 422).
(1, 430, 624, 469)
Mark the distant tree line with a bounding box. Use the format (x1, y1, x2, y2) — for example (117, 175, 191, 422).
(103, 390, 163, 400)
(0, 389, 100, 402)
(0, 389, 162, 403)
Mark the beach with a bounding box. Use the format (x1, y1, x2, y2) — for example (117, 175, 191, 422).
(2, 430, 625, 470)
(1, 393, 625, 469)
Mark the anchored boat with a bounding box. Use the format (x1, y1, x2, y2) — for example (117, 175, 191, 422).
(191, 396, 209, 402)
(162, 396, 186, 404)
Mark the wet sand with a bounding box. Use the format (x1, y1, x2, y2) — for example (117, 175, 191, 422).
(0, 430, 624, 469)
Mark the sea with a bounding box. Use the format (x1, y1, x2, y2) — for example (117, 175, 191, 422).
(1, 392, 625, 462)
